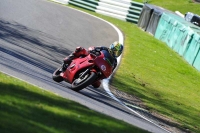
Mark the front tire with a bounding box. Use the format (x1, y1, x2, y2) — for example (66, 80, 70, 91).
(71, 72, 97, 91)
(52, 67, 64, 82)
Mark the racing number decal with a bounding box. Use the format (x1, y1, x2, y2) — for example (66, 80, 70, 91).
(101, 65, 106, 71)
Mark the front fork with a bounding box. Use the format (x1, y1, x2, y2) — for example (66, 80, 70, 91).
(79, 68, 91, 79)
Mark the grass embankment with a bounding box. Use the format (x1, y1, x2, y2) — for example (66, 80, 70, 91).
(68, 0, 200, 132)
(0, 72, 148, 133)
(115, 0, 200, 132)
(112, 22, 200, 132)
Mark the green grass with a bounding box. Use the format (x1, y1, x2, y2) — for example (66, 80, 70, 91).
(0, 72, 148, 133)
(135, 0, 200, 15)
(113, 0, 200, 132)
(112, 24, 200, 132)
(66, 0, 200, 132)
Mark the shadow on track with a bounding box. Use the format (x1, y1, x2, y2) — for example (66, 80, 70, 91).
(0, 19, 72, 73)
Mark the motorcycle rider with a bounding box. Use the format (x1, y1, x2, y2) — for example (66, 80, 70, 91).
(62, 41, 123, 88)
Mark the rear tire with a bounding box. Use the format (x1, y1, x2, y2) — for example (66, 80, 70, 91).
(52, 67, 63, 82)
(71, 72, 97, 91)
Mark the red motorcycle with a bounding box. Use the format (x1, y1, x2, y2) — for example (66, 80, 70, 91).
(52, 50, 114, 91)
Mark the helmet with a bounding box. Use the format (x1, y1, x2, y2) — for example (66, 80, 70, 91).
(109, 41, 123, 57)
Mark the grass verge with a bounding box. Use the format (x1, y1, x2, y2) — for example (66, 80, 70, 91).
(0, 72, 148, 133)
(66, 0, 200, 132)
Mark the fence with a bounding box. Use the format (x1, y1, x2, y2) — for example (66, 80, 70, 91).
(54, 0, 144, 24)
(138, 4, 200, 71)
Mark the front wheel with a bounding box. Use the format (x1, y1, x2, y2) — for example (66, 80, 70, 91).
(52, 67, 64, 82)
(71, 72, 97, 91)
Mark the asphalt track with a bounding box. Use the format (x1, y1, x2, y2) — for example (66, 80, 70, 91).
(0, 0, 169, 132)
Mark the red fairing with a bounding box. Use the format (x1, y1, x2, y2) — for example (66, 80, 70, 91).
(62, 56, 94, 83)
(52, 48, 115, 91)
(93, 52, 112, 78)
(59, 50, 113, 83)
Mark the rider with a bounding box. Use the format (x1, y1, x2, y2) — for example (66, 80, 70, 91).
(62, 41, 123, 88)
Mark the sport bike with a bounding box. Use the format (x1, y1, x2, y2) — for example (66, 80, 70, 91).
(52, 50, 114, 91)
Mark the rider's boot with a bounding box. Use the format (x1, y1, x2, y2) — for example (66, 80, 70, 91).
(92, 80, 101, 88)
(62, 54, 75, 71)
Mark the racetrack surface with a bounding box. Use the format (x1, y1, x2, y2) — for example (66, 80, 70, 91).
(0, 0, 169, 132)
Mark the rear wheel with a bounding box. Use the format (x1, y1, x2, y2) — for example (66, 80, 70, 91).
(71, 71, 97, 91)
(52, 67, 63, 82)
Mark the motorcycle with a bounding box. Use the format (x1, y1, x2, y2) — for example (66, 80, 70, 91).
(52, 50, 114, 91)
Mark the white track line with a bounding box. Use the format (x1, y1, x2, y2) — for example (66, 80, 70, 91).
(98, 20, 170, 133)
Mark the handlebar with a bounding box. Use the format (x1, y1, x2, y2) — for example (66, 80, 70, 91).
(89, 50, 101, 56)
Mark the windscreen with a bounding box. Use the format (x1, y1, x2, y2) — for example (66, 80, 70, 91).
(101, 50, 114, 66)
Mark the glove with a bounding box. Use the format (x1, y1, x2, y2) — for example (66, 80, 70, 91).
(88, 46, 95, 54)
(89, 49, 96, 54)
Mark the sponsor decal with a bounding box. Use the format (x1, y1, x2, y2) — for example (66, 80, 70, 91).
(101, 65, 106, 71)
